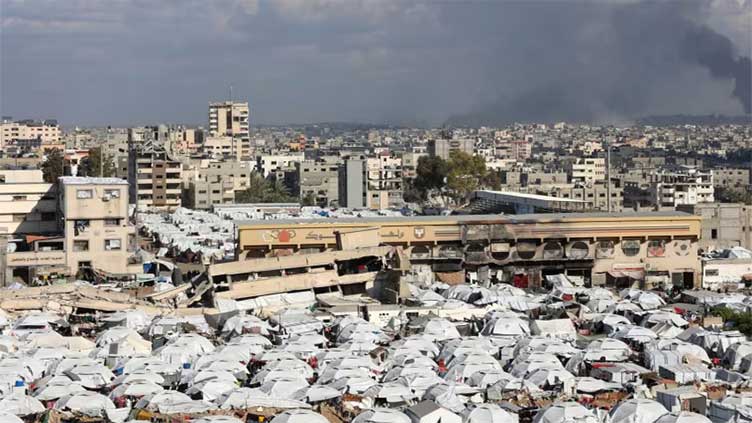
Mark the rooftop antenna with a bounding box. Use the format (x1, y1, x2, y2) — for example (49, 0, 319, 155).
(229, 84, 233, 103)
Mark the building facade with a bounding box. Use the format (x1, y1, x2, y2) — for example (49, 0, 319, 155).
(428, 138, 475, 160)
(0, 170, 57, 235)
(295, 158, 340, 207)
(208, 101, 250, 159)
(1, 119, 61, 150)
(235, 212, 702, 289)
(128, 140, 183, 211)
(338, 157, 404, 210)
(677, 203, 752, 252)
(186, 161, 252, 209)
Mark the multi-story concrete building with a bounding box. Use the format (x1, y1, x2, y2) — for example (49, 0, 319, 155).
(569, 157, 606, 184)
(713, 168, 750, 190)
(4, 177, 139, 283)
(293, 158, 340, 207)
(428, 138, 475, 160)
(0, 118, 61, 150)
(495, 139, 532, 161)
(650, 167, 714, 208)
(186, 161, 252, 209)
(338, 157, 404, 210)
(58, 177, 137, 276)
(0, 170, 58, 235)
(128, 140, 182, 211)
(256, 153, 305, 178)
(677, 203, 752, 252)
(208, 101, 250, 159)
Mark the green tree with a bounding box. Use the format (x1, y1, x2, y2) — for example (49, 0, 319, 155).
(41, 148, 64, 183)
(301, 191, 316, 207)
(79, 147, 116, 177)
(413, 155, 449, 200)
(235, 172, 297, 203)
(446, 150, 487, 203)
(716, 186, 752, 205)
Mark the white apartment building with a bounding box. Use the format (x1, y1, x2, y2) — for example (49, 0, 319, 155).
(0, 119, 61, 149)
(256, 153, 305, 178)
(570, 157, 606, 184)
(651, 167, 714, 208)
(208, 101, 251, 159)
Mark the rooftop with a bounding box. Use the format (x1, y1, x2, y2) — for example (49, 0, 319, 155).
(59, 176, 128, 186)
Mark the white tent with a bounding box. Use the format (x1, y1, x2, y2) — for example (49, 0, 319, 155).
(463, 404, 519, 423)
(533, 402, 599, 423)
(0, 394, 45, 416)
(270, 409, 330, 423)
(352, 408, 411, 423)
(609, 399, 669, 423)
(655, 412, 711, 423)
(0, 413, 23, 423)
(55, 392, 117, 418)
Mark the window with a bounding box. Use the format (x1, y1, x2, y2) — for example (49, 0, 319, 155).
(12, 195, 27, 201)
(711, 229, 718, 239)
(104, 239, 122, 251)
(74, 220, 90, 235)
(621, 239, 641, 257)
(76, 189, 93, 199)
(73, 240, 89, 252)
(104, 189, 120, 198)
(13, 214, 25, 222)
(104, 218, 120, 226)
(705, 269, 719, 277)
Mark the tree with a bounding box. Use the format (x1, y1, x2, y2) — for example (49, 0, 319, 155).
(235, 172, 297, 203)
(413, 155, 449, 200)
(42, 148, 64, 183)
(301, 192, 317, 207)
(716, 186, 752, 205)
(446, 150, 487, 203)
(79, 147, 116, 177)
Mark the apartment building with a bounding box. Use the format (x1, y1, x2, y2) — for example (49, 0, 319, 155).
(713, 168, 750, 190)
(569, 157, 606, 184)
(495, 139, 532, 161)
(293, 158, 340, 207)
(0, 169, 58, 235)
(128, 140, 182, 211)
(540, 181, 624, 212)
(58, 177, 137, 275)
(0, 118, 61, 150)
(428, 138, 475, 160)
(338, 157, 404, 210)
(256, 153, 305, 178)
(4, 177, 139, 283)
(650, 167, 714, 208)
(186, 161, 252, 209)
(402, 152, 428, 179)
(208, 101, 251, 159)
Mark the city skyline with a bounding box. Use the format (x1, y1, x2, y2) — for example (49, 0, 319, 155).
(1, 0, 751, 127)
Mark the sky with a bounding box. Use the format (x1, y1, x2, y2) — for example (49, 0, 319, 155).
(1, 0, 750, 127)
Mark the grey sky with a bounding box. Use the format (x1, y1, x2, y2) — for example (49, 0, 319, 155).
(1, 0, 750, 127)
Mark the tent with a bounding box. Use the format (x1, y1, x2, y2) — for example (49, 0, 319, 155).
(609, 399, 669, 423)
(270, 409, 330, 423)
(463, 404, 519, 423)
(533, 402, 599, 423)
(352, 408, 411, 423)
